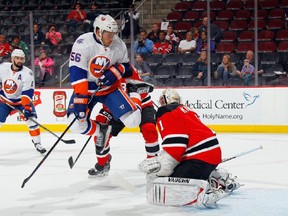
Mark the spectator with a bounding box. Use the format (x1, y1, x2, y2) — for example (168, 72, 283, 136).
(190, 27, 200, 41)
(33, 23, 45, 45)
(34, 50, 55, 87)
(84, 2, 101, 32)
(178, 31, 196, 54)
(66, 2, 87, 31)
(216, 54, 238, 86)
(196, 31, 216, 53)
(10, 36, 29, 55)
(239, 59, 255, 86)
(147, 23, 160, 43)
(152, 31, 172, 55)
(0, 34, 12, 58)
(134, 30, 154, 55)
(134, 53, 154, 83)
(192, 51, 208, 85)
(45, 24, 62, 47)
(242, 50, 264, 75)
(122, 4, 140, 39)
(165, 25, 179, 53)
(198, 17, 222, 43)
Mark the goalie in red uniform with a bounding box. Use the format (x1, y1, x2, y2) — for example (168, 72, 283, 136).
(139, 89, 240, 207)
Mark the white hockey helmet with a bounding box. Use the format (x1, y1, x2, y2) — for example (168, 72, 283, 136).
(11, 49, 25, 62)
(159, 89, 181, 106)
(93, 14, 118, 33)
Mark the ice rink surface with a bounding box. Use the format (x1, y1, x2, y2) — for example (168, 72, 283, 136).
(0, 132, 288, 216)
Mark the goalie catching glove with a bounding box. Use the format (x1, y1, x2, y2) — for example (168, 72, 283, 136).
(138, 150, 179, 177)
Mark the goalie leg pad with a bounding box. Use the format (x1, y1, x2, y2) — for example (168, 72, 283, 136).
(146, 177, 209, 207)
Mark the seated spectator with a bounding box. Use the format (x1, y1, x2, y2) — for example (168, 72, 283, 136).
(84, 2, 101, 32)
(0, 34, 12, 58)
(152, 31, 172, 55)
(45, 24, 62, 47)
(196, 31, 216, 53)
(134, 30, 154, 55)
(134, 53, 154, 83)
(240, 59, 255, 86)
(216, 54, 238, 86)
(10, 36, 29, 55)
(198, 17, 222, 43)
(147, 23, 160, 43)
(34, 50, 55, 87)
(240, 50, 264, 75)
(165, 25, 179, 53)
(66, 2, 87, 31)
(178, 31, 196, 54)
(122, 4, 140, 39)
(192, 51, 208, 85)
(190, 27, 200, 41)
(33, 23, 45, 45)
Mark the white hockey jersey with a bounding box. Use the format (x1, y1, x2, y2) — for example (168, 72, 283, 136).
(0, 62, 34, 104)
(69, 32, 130, 96)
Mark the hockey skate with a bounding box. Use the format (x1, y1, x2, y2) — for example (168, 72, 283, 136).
(88, 154, 112, 177)
(209, 168, 242, 193)
(126, 79, 154, 94)
(202, 188, 228, 208)
(95, 124, 112, 148)
(32, 140, 46, 154)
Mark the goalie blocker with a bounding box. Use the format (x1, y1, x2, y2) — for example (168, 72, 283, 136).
(147, 177, 228, 208)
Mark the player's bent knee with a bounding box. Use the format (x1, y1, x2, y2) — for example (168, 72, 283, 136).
(119, 109, 141, 128)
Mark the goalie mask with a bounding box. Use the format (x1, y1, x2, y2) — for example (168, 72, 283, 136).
(159, 89, 181, 106)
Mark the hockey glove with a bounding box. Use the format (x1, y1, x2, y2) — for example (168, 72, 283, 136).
(23, 105, 34, 120)
(96, 108, 113, 125)
(138, 157, 161, 174)
(98, 66, 123, 86)
(73, 94, 88, 119)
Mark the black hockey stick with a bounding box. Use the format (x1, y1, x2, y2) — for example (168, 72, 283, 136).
(4, 102, 75, 144)
(21, 87, 101, 188)
(222, 145, 263, 163)
(68, 136, 92, 169)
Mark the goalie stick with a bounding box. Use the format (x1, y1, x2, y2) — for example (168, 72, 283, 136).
(4, 102, 75, 144)
(222, 145, 263, 163)
(68, 136, 92, 169)
(21, 87, 101, 188)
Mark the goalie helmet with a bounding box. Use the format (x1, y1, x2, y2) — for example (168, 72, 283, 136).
(159, 89, 181, 106)
(93, 14, 118, 33)
(11, 49, 25, 62)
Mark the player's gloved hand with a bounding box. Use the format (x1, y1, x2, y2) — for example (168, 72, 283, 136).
(23, 105, 34, 120)
(96, 108, 113, 125)
(98, 66, 123, 86)
(73, 94, 88, 119)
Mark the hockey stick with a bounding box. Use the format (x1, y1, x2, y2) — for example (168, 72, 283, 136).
(68, 136, 92, 169)
(222, 145, 263, 163)
(21, 87, 101, 188)
(4, 102, 75, 144)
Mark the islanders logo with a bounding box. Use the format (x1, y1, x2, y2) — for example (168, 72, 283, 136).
(89, 55, 110, 78)
(3, 79, 18, 94)
(243, 92, 259, 107)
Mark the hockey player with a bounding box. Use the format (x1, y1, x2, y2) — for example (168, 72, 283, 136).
(88, 66, 159, 177)
(0, 49, 46, 154)
(67, 14, 142, 148)
(138, 89, 237, 207)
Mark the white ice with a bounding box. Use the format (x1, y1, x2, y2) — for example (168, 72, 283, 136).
(0, 132, 288, 216)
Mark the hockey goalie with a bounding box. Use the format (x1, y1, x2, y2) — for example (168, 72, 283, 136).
(139, 89, 241, 208)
